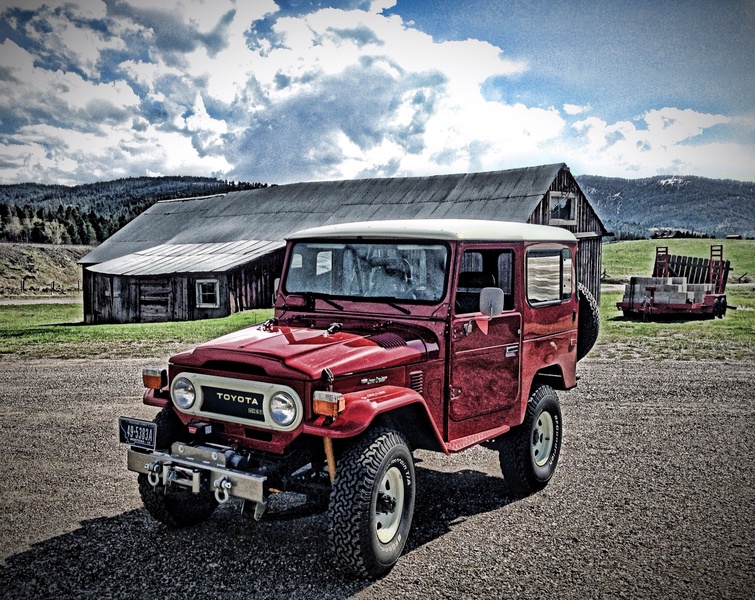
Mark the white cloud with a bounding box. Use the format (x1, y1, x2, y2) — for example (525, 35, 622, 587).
(219, 5, 539, 181)
(14, 1, 126, 80)
(566, 107, 752, 179)
(0, 39, 140, 129)
(0, 120, 232, 186)
(643, 107, 729, 146)
(369, 0, 398, 13)
(563, 103, 591, 116)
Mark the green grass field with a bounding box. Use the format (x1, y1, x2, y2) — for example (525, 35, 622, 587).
(1, 239, 753, 361)
(594, 287, 755, 361)
(602, 238, 755, 283)
(0, 304, 272, 359)
(597, 239, 755, 360)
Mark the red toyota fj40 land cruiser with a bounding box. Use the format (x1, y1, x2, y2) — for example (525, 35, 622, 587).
(119, 219, 598, 578)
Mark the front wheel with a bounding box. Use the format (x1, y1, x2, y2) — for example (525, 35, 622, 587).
(137, 407, 218, 528)
(328, 428, 415, 579)
(498, 385, 562, 497)
(138, 473, 219, 528)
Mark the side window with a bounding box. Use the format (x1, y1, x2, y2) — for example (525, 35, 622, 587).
(456, 249, 514, 314)
(497, 251, 514, 309)
(526, 248, 573, 306)
(196, 279, 219, 308)
(561, 248, 573, 298)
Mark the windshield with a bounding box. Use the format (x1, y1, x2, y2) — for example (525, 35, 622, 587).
(284, 241, 449, 302)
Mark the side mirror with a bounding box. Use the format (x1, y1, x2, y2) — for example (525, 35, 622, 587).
(479, 287, 504, 317)
(273, 278, 280, 306)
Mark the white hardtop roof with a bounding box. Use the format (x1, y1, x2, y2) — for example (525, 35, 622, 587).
(287, 219, 577, 243)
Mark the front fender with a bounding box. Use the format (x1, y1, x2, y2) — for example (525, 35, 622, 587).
(144, 387, 170, 408)
(302, 385, 444, 447)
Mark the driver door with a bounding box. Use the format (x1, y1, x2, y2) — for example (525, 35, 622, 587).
(448, 248, 521, 432)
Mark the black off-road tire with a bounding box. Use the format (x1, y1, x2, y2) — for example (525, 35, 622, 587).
(328, 428, 415, 579)
(499, 385, 562, 497)
(138, 474, 219, 528)
(577, 282, 600, 361)
(153, 406, 185, 450)
(137, 407, 218, 528)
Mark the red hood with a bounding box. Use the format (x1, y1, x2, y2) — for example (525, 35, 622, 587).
(174, 324, 427, 379)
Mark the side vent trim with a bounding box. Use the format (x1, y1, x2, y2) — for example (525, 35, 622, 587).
(409, 371, 424, 395)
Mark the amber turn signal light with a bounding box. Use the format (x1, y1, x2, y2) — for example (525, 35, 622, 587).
(142, 368, 166, 390)
(313, 390, 346, 417)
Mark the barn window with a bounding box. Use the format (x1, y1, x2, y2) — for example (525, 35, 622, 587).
(196, 279, 220, 308)
(549, 191, 576, 224)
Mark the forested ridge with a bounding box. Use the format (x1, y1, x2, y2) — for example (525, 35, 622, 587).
(576, 174, 755, 239)
(0, 176, 266, 244)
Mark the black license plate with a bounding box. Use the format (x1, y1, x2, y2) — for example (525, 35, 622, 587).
(202, 386, 265, 421)
(119, 417, 157, 450)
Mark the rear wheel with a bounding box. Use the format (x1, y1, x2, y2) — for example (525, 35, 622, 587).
(137, 407, 218, 528)
(498, 385, 562, 497)
(328, 428, 415, 579)
(714, 297, 727, 319)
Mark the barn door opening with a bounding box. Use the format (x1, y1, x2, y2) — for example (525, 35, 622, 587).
(138, 278, 173, 322)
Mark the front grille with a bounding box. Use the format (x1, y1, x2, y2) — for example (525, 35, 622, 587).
(409, 371, 424, 394)
(201, 385, 265, 421)
(171, 372, 303, 432)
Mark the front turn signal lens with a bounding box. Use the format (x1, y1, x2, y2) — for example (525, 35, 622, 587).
(313, 391, 346, 418)
(142, 368, 166, 390)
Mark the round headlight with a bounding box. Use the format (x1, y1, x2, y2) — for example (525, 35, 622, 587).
(270, 392, 297, 426)
(172, 377, 196, 410)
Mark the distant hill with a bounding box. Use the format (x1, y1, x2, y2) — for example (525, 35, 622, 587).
(0, 243, 91, 297)
(576, 174, 755, 239)
(0, 176, 266, 245)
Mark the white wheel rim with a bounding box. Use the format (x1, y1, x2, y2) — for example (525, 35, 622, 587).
(374, 466, 405, 543)
(532, 411, 555, 467)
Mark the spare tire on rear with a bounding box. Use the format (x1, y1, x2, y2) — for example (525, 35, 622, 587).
(577, 282, 599, 361)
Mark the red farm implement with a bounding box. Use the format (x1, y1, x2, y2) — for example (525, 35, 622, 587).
(617, 244, 730, 319)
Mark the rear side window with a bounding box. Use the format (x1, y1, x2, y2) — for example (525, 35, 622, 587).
(526, 248, 573, 306)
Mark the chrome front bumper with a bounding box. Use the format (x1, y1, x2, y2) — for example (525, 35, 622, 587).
(127, 442, 267, 509)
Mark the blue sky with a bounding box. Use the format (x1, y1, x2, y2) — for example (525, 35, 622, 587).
(0, 0, 753, 186)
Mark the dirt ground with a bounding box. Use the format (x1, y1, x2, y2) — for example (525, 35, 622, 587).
(0, 355, 753, 599)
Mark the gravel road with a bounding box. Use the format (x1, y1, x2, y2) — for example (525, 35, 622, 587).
(0, 355, 753, 599)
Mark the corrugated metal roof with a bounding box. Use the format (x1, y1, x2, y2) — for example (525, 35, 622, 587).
(82, 163, 595, 272)
(88, 240, 285, 276)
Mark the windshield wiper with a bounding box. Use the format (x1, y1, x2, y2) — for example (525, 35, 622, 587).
(387, 301, 411, 315)
(319, 297, 343, 311)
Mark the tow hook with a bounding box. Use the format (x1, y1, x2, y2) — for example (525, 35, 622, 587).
(146, 461, 162, 487)
(213, 476, 232, 504)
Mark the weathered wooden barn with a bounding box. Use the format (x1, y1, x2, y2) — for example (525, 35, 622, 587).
(80, 163, 608, 323)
